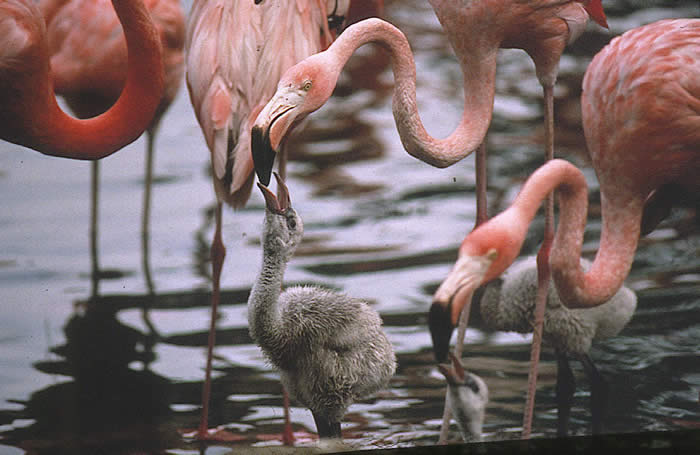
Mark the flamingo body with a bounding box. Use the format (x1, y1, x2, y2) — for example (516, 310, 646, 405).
(185, 0, 336, 207)
(249, 176, 396, 438)
(480, 256, 636, 356)
(582, 18, 700, 212)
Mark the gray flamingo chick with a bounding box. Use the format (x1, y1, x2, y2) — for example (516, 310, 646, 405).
(479, 256, 636, 435)
(438, 352, 488, 442)
(247, 173, 396, 439)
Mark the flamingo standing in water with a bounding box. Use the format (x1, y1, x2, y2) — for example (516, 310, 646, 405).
(39, 0, 185, 299)
(430, 19, 698, 434)
(249, 2, 607, 436)
(185, 0, 359, 439)
(249, 173, 396, 439)
(0, 0, 164, 159)
(426, 0, 607, 437)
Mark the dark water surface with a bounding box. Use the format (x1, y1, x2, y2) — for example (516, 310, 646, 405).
(1, 1, 699, 453)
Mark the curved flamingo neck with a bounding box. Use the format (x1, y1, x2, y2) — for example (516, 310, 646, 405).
(39, 0, 163, 159)
(483, 160, 640, 308)
(326, 18, 496, 168)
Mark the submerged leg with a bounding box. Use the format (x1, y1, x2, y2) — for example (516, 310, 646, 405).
(312, 411, 342, 439)
(141, 131, 160, 345)
(437, 142, 488, 445)
(89, 160, 101, 299)
(556, 350, 575, 437)
(198, 202, 226, 438)
(522, 82, 555, 439)
(579, 353, 608, 435)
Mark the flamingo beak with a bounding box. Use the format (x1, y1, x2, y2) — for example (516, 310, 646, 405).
(437, 352, 467, 386)
(257, 172, 291, 214)
(582, 0, 608, 29)
(251, 88, 299, 186)
(429, 253, 494, 363)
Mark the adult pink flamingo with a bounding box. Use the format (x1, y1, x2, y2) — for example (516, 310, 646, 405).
(185, 0, 357, 440)
(0, 0, 164, 159)
(427, 0, 606, 438)
(430, 17, 699, 433)
(38, 0, 185, 299)
(249, 3, 607, 436)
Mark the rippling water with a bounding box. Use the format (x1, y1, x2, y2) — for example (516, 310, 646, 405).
(1, 1, 699, 453)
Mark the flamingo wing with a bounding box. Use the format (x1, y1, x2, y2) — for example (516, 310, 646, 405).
(186, 0, 334, 208)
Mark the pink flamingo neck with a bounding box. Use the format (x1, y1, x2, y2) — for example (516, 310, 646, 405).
(24, 0, 163, 159)
(325, 18, 497, 168)
(485, 160, 641, 308)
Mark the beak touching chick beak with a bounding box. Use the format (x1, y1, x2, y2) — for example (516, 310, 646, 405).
(256, 172, 291, 214)
(429, 249, 497, 363)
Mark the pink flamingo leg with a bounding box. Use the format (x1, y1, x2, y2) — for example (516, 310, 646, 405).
(198, 202, 226, 438)
(282, 387, 295, 445)
(522, 84, 555, 439)
(437, 142, 488, 444)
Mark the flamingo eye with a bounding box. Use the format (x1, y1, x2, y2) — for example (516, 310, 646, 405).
(302, 80, 312, 91)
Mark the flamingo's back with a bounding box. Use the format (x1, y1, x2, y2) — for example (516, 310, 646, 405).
(185, 0, 334, 208)
(582, 18, 700, 201)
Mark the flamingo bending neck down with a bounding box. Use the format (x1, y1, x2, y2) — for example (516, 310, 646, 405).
(437, 352, 488, 442)
(0, 0, 164, 159)
(248, 173, 396, 439)
(429, 159, 618, 360)
(480, 256, 636, 435)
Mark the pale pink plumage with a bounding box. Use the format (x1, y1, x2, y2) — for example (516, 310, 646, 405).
(186, 0, 335, 208)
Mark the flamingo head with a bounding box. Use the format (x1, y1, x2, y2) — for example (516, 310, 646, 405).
(580, 0, 608, 28)
(251, 53, 340, 186)
(257, 173, 304, 261)
(429, 215, 523, 362)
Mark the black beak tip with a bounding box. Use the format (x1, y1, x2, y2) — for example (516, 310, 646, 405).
(251, 125, 276, 187)
(428, 302, 454, 364)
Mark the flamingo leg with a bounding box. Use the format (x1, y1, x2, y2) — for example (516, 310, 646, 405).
(555, 350, 575, 437)
(522, 83, 555, 439)
(140, 131, 161, 361)
(312, 411, 341, 439)
(198, 202, 226, 438)
(282, 386, 295, 445)
(578, 353, 608, 435)
(437, 142, 488, 444)
(89, 160, 101, 300)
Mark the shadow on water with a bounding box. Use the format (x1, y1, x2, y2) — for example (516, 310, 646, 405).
(1, 0, 699, 453)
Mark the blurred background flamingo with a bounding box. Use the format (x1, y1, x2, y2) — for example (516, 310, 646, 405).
(39, 0, 185, 301)
(0, 0, 164, 159)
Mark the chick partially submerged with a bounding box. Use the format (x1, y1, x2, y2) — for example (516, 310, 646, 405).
(437, 352, 488, 442)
